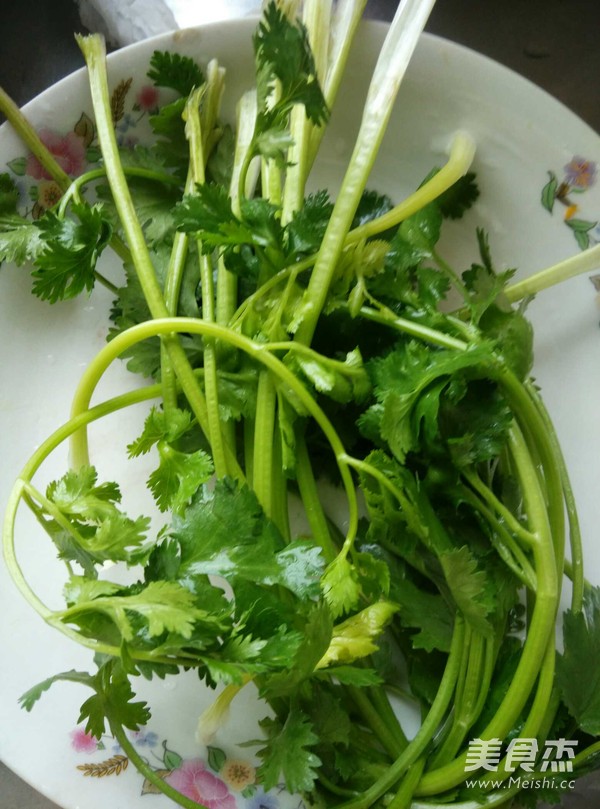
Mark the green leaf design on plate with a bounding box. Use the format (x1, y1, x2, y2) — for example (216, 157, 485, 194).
(541, 171, 558, 212)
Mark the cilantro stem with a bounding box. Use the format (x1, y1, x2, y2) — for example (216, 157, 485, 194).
(75, 34, 233, 479)
(282, 0, 331, 220)
(294, 0, 437, 346)
(456, 483, 537, 589)
(387, 757, 425, 809)
(216, 92, 256, 324)
(295, 430, 338, 561)
(430, 630, 493, 767)
(348, 685, 405, 758)
(0, 85, 72, 190)
(56, 166, 182, 218)
(416, 422, 559, 796)
(185, 87, 229, 478)
(504, 242, 600, 303)
(337, 617, 465, 809)
(345, 132, 476, 246)
(524, 379, 584, 611)
(306, 0, 368, 167)
(108, 718, 210, 809)
(66, 316, 360, 545)
(253, 371, 278, 518)
(357, 304, 469, 352)
(461, 469, 536, 550)
(3, 478, 56, 623)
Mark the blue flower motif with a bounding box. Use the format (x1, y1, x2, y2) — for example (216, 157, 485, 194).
(116, 113, 136, 133)
(132, 730, 159, 748)
(245, 788, 279, 809)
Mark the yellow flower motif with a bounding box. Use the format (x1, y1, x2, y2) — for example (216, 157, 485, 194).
(564, 204, 579, 221)
(220, 759, 256, 791)
(38, 179, 63, 209)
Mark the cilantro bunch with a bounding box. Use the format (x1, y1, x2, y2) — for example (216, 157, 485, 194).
(2, 2, 600, 808)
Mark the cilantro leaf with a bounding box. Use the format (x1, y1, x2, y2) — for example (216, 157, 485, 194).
(360, 339, 494, 463)
(321, 555, 362, 618)
(257, 705, 322, 792)
(32, 203, 112, 302)
(172, 478, 324, 598)
(19, 670, 95, 712)
(43, 466, 150, 570)
(437, 171, 480, 219)
(47, 466, 121, 521)
(147, 50, 205, 97)
(287, 347, 371, 405)
(286, 190, 333, 257)
(557, 586, 600, 735)
(148, 441, 214, 513)
(78, 662, 151, 739)
(263, 602, 333, 697)
(438, 545, 494, 635)
(317, 602, 398, 668)
(127, 406, 193, 457)
(61, 576, 212, 642)
(148, 96, 189, 173)
(253, 2, 328, 128)
(0, 214, 45, 266)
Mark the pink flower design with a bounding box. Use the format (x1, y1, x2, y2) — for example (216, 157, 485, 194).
(70, 727, 98, 753)
(165, 759, 237, 809)
(564, 156, 597, 190)
(136, 85, 159, 112)
(26, 128, 86, 181)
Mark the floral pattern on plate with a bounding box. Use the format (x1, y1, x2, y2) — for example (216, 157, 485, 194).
(4, 75, 159, 218)
(70, 725, 302, 808)
(541, 156, 599, 249)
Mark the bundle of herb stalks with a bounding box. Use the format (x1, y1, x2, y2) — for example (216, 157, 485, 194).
(2, 1, 600, 807)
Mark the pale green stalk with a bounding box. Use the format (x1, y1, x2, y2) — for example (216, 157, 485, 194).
(216, 92, 258, 326)
(73, 34, 216, 471)
(281, 0, 332, 220)
(505, 241, 600, 302)
(294, 0, 438, 345)
(184, 88, 229, 478)
(306, 0, 369, 169)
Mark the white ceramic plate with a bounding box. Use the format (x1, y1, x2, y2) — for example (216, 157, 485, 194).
(1, 17, 600, 809)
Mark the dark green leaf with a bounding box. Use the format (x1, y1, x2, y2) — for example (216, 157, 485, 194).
(436, 171, 480, 219)
(557, 587, 600, 735)
(32, 203, 112, 302)
(286, 190, 333, 256)
(253, 1, 328, 127)
(256, 705, 322, 792)
(147, 50, 205, 97)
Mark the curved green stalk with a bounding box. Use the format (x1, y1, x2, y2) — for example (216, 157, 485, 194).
(109, 719, 210, 809)
(66, 317, 360, 547)
(416, 422, 559, 796)
(346, 131, 476, 245)
(524, 379, 584, 611)
(337, 618, 465, 809)
(295, 430, 338, 561)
